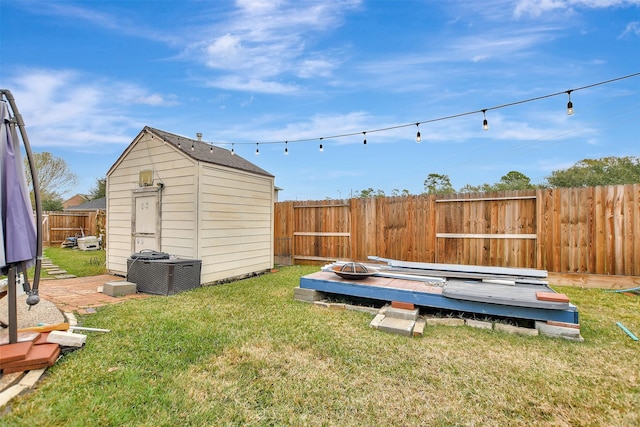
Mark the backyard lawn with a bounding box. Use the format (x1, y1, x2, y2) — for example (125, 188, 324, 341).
(2, 264, 639, 426)
(43, 246, 107, 277)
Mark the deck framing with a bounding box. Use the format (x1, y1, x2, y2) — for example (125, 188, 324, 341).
(300, 271, 579, 324)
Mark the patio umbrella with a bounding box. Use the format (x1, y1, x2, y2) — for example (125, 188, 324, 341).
(1, 89, 43, 343)
(1, 102, 37, 271)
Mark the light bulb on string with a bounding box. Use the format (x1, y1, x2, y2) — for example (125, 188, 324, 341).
(482, 110, 489, 131)
(255, 143, 259, 156)
(231, 143, 235, 155)
(284, 141, 289, 156)
(177, 139, 181, 149)
(210, 144, 213, 153)
(319, 138, 324, 153)
(363, 131, 367, 146)
(191, 141, 195, 151)
(566, 90, 574, 115)
(415, 123, 421, 143)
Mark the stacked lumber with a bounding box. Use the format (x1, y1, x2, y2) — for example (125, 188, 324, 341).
(368, 256, 549, 286)
(322, 257, 551, 287)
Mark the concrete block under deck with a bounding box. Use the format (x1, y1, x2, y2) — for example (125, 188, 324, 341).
(377, 317, 415, 337)
(300, 271, 579, 325)
(294, 287, 325, 303)
(384, 307, 419, 321)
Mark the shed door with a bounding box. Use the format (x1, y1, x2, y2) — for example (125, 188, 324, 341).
(132, 187, 161, 253)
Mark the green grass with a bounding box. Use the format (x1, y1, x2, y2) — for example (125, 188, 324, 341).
(2, 266, 639, 426)
(5, 247, 105, 281)
(42, 247, 106, 277)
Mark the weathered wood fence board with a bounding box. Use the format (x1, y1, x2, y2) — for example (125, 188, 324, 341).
(41, 211, 105, 247)
(274, 184, 639, 275)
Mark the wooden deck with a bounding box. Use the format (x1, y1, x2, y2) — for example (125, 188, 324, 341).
(300, 271, 579, 324)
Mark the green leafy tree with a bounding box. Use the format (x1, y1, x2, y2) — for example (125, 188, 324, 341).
(88, 177, 106, 200)
(41, 198, 64, 211)
(391, 188, 411, 197)
(493, 171, 535, 191)
(424, 173, 455, 195)
(355, 188, 386, 198)
(459, 183, 493, 193)
(545, 156, 640, 188)
(458, 171, 535, 193)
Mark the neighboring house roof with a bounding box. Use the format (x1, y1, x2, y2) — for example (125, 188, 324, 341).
(65, 197, 106, 211)
(107, 126, 274, 178)
(62, 194, 88, 209)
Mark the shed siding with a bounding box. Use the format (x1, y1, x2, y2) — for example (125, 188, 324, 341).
(198, 164, 274, 283)
(107, 135, 198, 274)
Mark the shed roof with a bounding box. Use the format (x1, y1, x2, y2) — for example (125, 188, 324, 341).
(107, 127, 274, 178)
(148, 127, 273, 177)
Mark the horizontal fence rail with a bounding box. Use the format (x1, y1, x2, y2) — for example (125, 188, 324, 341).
(41, 211, 106, 247)
(274, 184, 640, 276)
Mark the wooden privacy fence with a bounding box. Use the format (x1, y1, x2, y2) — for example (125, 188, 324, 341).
(41, 211, 106, 247)
(274, 184, 640, 276)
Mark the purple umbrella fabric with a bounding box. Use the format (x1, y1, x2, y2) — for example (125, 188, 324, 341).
(1, 101, 37, 274)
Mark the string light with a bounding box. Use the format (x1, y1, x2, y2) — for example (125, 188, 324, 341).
(284, 141, 289, 156)
(177, 139, 181, 149)
(566, 90, 574, 115)
(255, 143, 259, 156)
(319, 138, 324, 152)
(191, 141, 195, 151)
(231, 143, 235, 155)
(415, 123, 421, 143)
(210, 144, 213, 153)
(190, 73, 638, 155)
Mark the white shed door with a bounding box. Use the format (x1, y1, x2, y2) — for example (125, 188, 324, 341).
(132, 187, 161, 253)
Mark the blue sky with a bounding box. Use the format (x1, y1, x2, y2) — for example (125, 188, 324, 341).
(1, 0, 639, 201)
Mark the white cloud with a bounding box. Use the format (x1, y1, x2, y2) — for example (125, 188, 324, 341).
(298, 58, 337, 79)
(349, 26, 559, 93)
(189, 0, 361, 92)
(4, 68, 176, 148)
(619, 21, 640, 38)
(17, 1, 179, 45)
(204, 76, 299, 94)
(514, 0, 640, 18)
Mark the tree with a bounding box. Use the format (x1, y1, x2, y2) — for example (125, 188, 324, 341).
(423, 173, 455, 195)
(25, 152, 78, 208)
(88, 177, 106, 200)
(545, 156, 640, 188)
(459, 183, 493, 194)
(355, 188, 386, 198)
(391, 188, 411, 197)
(493, 171, 534, 191)
(41, 198, 64, 211)
(458, 171, 535, 193)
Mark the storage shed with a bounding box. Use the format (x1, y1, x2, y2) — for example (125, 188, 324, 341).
(106, 126, 275, 284)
